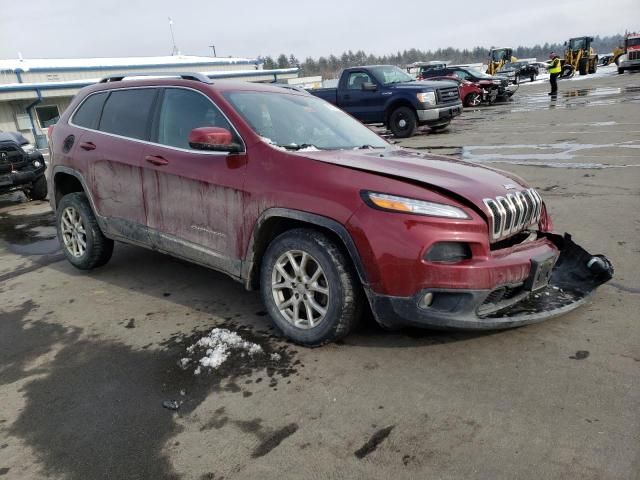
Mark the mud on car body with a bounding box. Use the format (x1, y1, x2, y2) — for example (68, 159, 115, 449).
(48, 72, 613, 346)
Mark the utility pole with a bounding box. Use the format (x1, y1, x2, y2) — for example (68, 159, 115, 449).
(168, 17, 180, 55)
(209, 44, 217, 57)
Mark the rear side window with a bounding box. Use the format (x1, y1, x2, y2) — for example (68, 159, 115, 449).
(72, 92, 108, 129)
(99, 89, 157, 140)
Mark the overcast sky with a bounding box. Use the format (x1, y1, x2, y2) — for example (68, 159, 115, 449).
(1, 0, 639, 60)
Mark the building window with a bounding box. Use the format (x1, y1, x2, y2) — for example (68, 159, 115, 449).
(36, 105, 60, 128)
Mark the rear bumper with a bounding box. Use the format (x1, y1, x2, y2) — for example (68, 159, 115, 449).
(367, 233, 613, 330)
(416, 102, 462, 124)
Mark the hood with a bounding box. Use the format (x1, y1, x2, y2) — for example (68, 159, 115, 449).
(298, 147, 529, 215)
(0, 131, 28, 145)
(390, 80, 458, 90)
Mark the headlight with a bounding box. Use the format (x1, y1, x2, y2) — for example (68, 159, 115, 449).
(21, 143, 36, 153)
(417, 91, 436, 106)
(364, 192, 470, 219)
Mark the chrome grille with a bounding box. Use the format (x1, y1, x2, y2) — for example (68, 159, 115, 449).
(436, 86, 460, 104)
(483, 189, 543, 242)
(629, 51, 640, 61)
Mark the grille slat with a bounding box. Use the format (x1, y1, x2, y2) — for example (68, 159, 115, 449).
(483, 188, 542, 242)
(436, 86, 460, 104)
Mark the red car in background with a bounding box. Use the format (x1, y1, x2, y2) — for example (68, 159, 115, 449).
(427, 76, 496, 106)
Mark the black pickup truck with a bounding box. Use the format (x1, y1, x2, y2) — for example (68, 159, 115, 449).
(309, 65, 462, 138)
(0, 131, 47, 200)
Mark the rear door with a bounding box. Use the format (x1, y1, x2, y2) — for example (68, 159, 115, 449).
(338, 71, 385, 123)
(72, 88, 157, 240)
(140, 87, 247, 275)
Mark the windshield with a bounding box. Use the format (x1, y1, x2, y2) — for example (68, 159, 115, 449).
(627, 38, 640, 47)
(224, 91, 388, 150)
(570, 38, 587, 50)
(368, 66, 414, 85)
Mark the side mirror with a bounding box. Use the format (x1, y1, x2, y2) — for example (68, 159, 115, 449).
(188, 127, 242, 153)
(361, 82, 377, 91)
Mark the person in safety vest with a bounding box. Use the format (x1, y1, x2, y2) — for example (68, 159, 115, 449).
(546, 52, 561, 96)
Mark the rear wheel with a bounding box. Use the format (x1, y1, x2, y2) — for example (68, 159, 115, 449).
(464, 92, 482, 107)
(27, 175, 47, 201)
(56, 192, 114, 270)
(388, 106, 417, 138)
(588, 60, 597, 74)
(260, 229, 362, 346)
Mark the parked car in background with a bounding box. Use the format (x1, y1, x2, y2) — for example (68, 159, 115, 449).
(0, 131, 47, 200)
(496, 61, 540, 84)
(419, 65, 513, 99)
(48, 72, 613, 346)
(427, 76, 489, 107)
(309, 65, 462, 137)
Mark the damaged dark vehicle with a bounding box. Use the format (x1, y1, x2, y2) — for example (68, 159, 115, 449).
(0, 131, 47, 200)
(48, 73, 613, 346)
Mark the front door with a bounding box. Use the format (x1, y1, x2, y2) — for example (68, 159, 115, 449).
(140, 87, 247, 276)
(338, 71, 385, 123)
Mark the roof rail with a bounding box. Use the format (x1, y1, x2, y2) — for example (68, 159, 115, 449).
(99, 72, 213, 84)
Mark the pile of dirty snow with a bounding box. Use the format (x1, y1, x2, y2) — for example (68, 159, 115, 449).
(181, 328, 263, 375)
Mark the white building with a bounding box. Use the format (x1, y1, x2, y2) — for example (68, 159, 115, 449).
(0, 55, 299, 145)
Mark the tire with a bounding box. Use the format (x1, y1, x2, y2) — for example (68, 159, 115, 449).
(514, 74, 520, 85)
(618, 68, 624, 75)
(388, 106, 417, 138)
(588, 61, 597, 74)
(260, 228, 362, 346)
(27, 175, 48, 201)
(579, 59, 588, 76)
(530, 74, 536, 82)
(56, 192, 114, 270)
(464, 92, 481, 107)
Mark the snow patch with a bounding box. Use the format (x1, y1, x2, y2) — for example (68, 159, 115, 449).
(182, 328, 263, 374)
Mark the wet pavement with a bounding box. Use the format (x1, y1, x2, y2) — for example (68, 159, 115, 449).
(0, 70, 639, 479)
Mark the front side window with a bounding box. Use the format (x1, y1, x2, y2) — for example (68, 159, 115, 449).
(224, 91, 388, 150)
(99, 89, 157, 140)
(347, 72, 373, 90)
(72, 92, 108, 130)
(156, 88, 235, 149)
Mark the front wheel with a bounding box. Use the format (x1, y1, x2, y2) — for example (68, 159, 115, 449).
(260, 229, 362, 346)
(388, 106, 417, 138)
(618, 68, 624, 75)
(464, 92, 482, 107)
(530, 74, 536, 82)
(514, 74, 520, 85)
(27, 175, 48, 201)
(56, 192, 114, 270)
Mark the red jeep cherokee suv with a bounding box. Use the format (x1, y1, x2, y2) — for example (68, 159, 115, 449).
(48, 73, 612, 346)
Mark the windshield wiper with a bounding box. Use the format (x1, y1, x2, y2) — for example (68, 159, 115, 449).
(358, 144, 384, 149)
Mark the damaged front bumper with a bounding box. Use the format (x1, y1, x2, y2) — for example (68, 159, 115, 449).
(368, 233, 614, 330)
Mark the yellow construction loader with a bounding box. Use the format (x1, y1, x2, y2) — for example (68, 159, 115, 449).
(560, 36, 599, 77)
(486, 47, 517, 75)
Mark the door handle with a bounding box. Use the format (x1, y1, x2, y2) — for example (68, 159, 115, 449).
(144, 155, 169, 166)
(79, 141, 96, 151)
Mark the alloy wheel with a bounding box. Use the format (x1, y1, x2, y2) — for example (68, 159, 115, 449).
(60, 206, 87, 257)
(271, 250, 330, 329)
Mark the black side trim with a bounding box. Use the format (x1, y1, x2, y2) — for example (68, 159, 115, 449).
(242, 208, 368, 289)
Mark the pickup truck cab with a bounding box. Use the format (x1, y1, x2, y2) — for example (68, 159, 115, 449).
(48, 73, 612, 346)
(309, 65, 462, 138)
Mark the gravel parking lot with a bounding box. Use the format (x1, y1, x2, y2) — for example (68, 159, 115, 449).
(1, 68, 639, 480)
